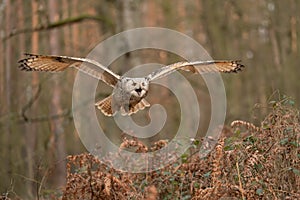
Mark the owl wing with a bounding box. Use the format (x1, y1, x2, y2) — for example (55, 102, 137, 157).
(147, 60, 245, 81)
(18, 53, 120, 87)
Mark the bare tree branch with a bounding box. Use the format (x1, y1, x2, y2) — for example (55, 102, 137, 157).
(17, 92, 110, 124)
(3, 14, 114, 41)
(21, 84, 42, 122)
(18, 109, 73, 124)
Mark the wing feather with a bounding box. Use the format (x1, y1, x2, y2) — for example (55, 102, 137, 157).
(148, 60, 245, 81)
(18, 53, 120, 87)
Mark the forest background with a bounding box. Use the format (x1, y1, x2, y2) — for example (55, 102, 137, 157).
(0, 0, 299, 198)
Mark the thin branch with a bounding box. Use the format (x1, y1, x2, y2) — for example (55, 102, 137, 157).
(0, 73, 110, 125)
(3, 14, 114, 41)
(17, 92, 110, 124)
(236, 159, 245, 200)
(18, 109, 73, 124)
(21, 84, 42, 122)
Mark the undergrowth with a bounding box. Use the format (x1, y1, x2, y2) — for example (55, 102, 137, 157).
(9, 96, 297, 200)
(58, 96, 300, 200)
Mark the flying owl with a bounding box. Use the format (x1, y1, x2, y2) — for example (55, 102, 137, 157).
(18, 53, 245, 116)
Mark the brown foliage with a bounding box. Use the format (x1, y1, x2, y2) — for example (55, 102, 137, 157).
(62, 97, 300, 200)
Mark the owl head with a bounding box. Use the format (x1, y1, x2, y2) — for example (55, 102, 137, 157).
(122, 77, 149, 98)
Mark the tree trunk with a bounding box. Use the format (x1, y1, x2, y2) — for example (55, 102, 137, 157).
(71, 0, 79, 56)
(23, 0, 38, 198)
(116, 0, 141, 71)
(48, 0, 67, 188)
(4, 0, 12, 183)
(62, 0, 71, 55)
(0, 1, 4, 108)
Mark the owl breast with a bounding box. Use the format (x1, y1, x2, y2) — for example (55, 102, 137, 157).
(111, 78, 149, 113)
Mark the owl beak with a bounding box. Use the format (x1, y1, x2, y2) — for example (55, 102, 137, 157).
(135, 88, 142, 95)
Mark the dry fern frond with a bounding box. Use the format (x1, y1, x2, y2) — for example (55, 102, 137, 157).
(104, 175, 111, 196)
(211, 138, 224, 186)
(145, 185, 158, 200)
(231, 120, 261, 132)
(61, 98, 300, 200)
(119, 137, 148, 153)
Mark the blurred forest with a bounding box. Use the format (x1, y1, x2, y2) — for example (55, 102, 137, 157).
(0, 0, 300, 199)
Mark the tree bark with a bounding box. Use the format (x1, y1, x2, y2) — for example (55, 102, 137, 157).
(71, 0, 79, 56)
(23, 0, 38, 198)
(5, 0, 12, 182)
(48, 0, 67, 188)
(0, 1, 5, 107)
(62, 0, 71, 55)
(116, 0, 141, 71)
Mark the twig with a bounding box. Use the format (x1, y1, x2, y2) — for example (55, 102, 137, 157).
(3, 14, 114, 41)
(87, 156, 95, 199)
(17, 91, 109, 124)
(18, 109, 72, 124)
(38, 167, 49, 199)
(21, 84, 42, 122)
(236, 159, 245, 200)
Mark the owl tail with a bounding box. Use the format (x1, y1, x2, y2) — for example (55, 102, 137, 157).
(96, 96, 150, 116)
(95, 95, 114, 116)
(124, 99, 151, 116)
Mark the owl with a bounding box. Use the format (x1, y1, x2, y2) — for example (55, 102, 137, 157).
(18, 53, 245, 116)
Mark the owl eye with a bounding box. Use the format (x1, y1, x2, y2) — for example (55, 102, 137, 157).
(132, 82, 137, 86)
(142, 82, 145, 87)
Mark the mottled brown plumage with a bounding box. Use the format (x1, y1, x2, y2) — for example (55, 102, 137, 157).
(18, 53, 245, 116)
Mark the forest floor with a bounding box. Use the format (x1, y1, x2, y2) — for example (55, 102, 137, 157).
(9, 96, 296, 200)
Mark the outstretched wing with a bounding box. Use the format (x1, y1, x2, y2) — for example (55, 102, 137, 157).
(147, 60, 245, 81)
(18, 53, 120, 87)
